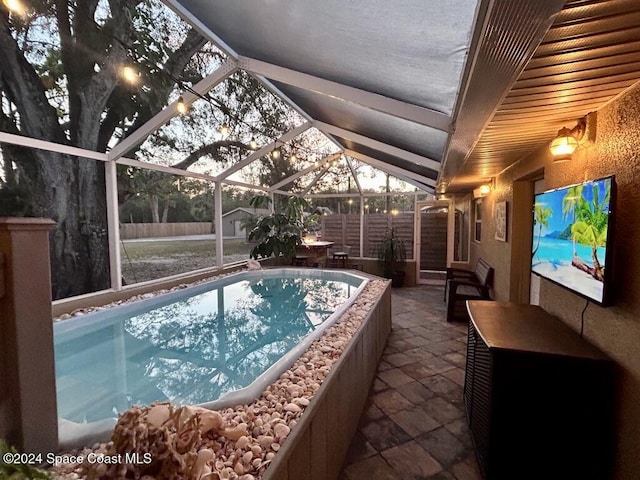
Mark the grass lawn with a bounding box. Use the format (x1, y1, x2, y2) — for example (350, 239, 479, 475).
(120, 238, 252, 284)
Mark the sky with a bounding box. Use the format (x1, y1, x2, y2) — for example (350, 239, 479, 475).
(534, 177, 612, 235)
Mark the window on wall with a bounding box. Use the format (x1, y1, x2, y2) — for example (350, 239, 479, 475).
(474, 199, 482, 243)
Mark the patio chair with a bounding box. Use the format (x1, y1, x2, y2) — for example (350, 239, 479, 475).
(332, 245, 352, 268)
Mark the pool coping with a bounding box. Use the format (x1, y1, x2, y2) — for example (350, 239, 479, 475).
(261, 279, 392, 479)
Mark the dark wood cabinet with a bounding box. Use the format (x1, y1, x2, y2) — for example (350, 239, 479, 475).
(464, 301, 614, 480)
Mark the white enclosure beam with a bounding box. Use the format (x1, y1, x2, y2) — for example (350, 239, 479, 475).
(345, 156, 363, 195)
(108, 58, 239, 161)
(105, 161, 122, 291)
(344, 150, 436, 188)
(214, 181, 224, 267)
(221, 179, 269, 192)
(0, 132, 108, 161)
(255, 75, 315, 124)
(269, 153, 341, 191)
(303, 192, 418, 199)
(161, 1, 239, 59)
(116, 157, 217, 181)
(239, 56, 452, 132)
(216, 123, 310, 181)
(316, 122, 441, 172)
(301, 163, 331, 195)
(359, 199, 365, 258)
(272, 189, 297, 197)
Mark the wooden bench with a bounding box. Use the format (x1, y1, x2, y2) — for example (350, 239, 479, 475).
(445, 258, 493, 322)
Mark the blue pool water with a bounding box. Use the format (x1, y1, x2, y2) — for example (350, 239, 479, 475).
(54, 269, 366, 435)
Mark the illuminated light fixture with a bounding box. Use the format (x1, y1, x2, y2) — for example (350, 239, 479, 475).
(219, 122, 230, 139)
(271, 147, 281, 160)
(549, 119, 586, 162)
(289, 153, 297, 163)
(249, 137, 258, 150)
(176, 96, 188, 115)
(348, 199, 353, 204)
(121, 65, 139, 84)
(473, 179, 494, 199)
(391, 208, 399, 216)
(478, 184, 491, 196)
(3, 0, 24, 14)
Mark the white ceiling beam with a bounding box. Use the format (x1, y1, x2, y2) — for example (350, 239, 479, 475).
(116, 157, 216, 181)
(239, 56, 452, 132)
(344, 149, 436, 188)
(315, 121, 441, 172)
(215, 123, 311, 181)
(108, 59, 239, 161)
(0, 132, 108, 161)
(269, 153, 341, 191)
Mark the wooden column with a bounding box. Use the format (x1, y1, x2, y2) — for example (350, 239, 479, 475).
(0, 218, 58, 453)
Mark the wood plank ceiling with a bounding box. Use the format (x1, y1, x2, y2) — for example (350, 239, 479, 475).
(444, 0, 640, 192)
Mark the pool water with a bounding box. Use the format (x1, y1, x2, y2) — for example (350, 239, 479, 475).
(54, 269, 366, 426)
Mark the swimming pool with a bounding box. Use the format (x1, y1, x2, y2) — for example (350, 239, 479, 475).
(54, 268, 367, 447)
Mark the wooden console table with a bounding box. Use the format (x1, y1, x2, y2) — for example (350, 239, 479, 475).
(464, 301, 614, 480)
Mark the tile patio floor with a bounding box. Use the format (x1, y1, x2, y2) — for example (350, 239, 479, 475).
(339, 285, 482, 480)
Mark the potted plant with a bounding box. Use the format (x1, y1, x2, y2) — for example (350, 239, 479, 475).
(248, 195, 310, 265)
(377, 228, 407, 287)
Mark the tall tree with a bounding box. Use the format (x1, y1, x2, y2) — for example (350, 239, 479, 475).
(0, 1, 304, 298)
(0, 0, 209, 298)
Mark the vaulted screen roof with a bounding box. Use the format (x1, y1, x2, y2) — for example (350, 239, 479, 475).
(155, 0, 640, 195)
(163, 0, 481, 190)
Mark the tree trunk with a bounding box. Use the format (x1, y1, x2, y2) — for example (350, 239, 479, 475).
(29, 150, 110, 300)
(150, 195, 160, 223)
(161, 199, 170, 223)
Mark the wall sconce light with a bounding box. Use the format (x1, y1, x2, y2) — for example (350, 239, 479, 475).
(549, 118, 586, 162)
(473, 179, 494, 199)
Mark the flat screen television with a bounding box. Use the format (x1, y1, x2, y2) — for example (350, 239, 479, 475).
(531, 175, 616, 306)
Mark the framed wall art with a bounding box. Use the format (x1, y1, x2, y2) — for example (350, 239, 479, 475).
(495, 201, 507, 242)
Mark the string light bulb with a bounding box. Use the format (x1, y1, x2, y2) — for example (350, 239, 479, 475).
(289, 153, 297, 163)
(176, 96, 188, 115)
(3, 0, 25, 14)
(271, 147, 281, 160)
(219, 122, 230, 139)
(249, 137, 258, 150)
(122, 65, 139, 84)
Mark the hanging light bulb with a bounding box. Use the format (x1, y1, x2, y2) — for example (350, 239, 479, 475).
(176, 96, 188, 115)
(271, 147, 281, 160)
(219, 122, 230, 139)
(249, 137, 258, 150)
(121, 65, 139, 84)
(3, 0, 25, 14)
(289, 153, 297, 163)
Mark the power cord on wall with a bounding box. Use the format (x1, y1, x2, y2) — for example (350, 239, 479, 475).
(580, 298, 590, 338)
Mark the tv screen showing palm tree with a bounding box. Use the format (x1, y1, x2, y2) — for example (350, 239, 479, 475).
(531, 176, 615, 306)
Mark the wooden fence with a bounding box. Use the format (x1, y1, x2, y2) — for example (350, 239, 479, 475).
(321, 213, 414, 259)
(120, 222, 213, 239)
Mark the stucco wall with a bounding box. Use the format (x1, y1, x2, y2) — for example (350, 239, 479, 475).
(469, 82, 640, 480)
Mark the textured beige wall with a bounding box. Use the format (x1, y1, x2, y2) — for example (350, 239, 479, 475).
(469, 81, 640, 480)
